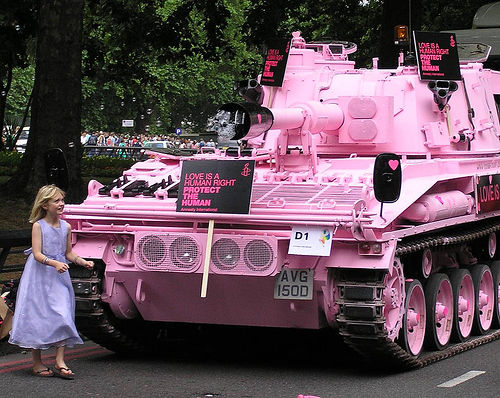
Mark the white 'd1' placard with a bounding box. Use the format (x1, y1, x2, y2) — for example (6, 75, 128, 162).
(288, 226, 333, 256)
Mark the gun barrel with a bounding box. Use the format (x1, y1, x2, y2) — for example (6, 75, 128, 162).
(209, 101, 343, 141)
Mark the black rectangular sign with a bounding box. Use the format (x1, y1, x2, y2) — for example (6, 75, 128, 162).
(177, 160, 255, 214)
(476, 174, 500, 214)
(414, 31, 461, 81)
(260, 39, 290, 87)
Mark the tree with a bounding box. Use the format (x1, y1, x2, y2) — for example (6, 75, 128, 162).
(5, 0, 84, 202)
(0, 0, 36, 149)
(81, 0, 261, 134)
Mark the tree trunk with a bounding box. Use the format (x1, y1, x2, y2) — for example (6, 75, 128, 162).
(4, 0, 84, 203)
(0, 59, 13, 151)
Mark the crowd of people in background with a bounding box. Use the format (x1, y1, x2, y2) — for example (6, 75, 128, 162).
(81, 131, 216, 150)
(0, 127, 219, 154)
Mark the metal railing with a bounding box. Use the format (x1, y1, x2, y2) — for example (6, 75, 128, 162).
(0, 229, 30, 281)
(13, 145, 149, 160)
(82, 145, 147, 160)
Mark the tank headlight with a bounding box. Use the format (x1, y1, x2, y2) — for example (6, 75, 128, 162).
(358, 242, 384, 255)
(372, 243, 382, 254)
(359, 242, 371, 253)
(113, 244, 125, 255)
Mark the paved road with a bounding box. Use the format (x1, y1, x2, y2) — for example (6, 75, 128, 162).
(0, 331, 498, 398)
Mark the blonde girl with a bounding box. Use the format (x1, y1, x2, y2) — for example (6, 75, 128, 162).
(9, 185, 93, 379)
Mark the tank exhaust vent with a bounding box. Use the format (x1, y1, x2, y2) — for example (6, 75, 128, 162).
(169, 236, 200, 269)
(244, 240, 274, 271)
(138, 236, 167, 267)
(210, 236, 277, 275)
(135, 233, 202, 272)
(212, 238, 240, 270)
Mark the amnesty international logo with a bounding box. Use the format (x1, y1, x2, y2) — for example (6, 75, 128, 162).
(241, 162, 251, 177)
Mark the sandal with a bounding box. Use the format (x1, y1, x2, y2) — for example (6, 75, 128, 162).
(32, 367, 54, 377)
(53, 366, 75, 380)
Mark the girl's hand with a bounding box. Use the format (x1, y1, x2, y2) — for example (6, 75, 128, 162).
(54, 261, 69, 273)
(83, 260, 94, 270)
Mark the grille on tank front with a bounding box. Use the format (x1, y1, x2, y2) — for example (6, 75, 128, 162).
(135, 233, 201, 271)
(210, 236, 276, 275)
(170, 236, 199, 268)
(211, 238, 240, 270)
(243, 239, 273, 271)
(135, 233, 276, 274)
(138, 235, 167, 267)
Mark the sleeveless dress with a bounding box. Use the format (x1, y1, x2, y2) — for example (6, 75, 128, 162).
(9, 219, 83, 349)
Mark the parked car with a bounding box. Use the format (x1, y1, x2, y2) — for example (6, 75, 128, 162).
(142, 140, 171, 149)
(15, 127, 29, 153)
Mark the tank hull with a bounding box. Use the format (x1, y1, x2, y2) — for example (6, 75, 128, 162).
(65, 30, 500, 368)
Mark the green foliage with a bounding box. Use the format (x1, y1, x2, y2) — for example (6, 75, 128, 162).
(0, 151, 22, 175)
(4, 65, 34, 127)
(81, 0, 260, 134)
(0, 151, 133, 177)
(421, 0, 489, 31)
(3, 0, 495, 135)
(81, 155, 135, 177)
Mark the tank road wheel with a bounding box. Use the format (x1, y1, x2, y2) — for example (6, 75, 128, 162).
(491, 261, 500, 328)
(383, 258, 405, 340)
(398, 280, 426, 357)
(473, 232, 497, 260)
(419, 248, 433, 279)
(471, 264, 494, 335)
(448, 269, 475, 342)
(424, 273, 454, 350)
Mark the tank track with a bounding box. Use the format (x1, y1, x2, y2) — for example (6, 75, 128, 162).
(69, 264, 165, 355)
(336, 218, 500, 369)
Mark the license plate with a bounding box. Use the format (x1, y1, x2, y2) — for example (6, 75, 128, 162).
(274, 269, 313, 300)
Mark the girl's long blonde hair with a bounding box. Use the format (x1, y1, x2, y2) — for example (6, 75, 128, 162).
(29, 185, 65, 223)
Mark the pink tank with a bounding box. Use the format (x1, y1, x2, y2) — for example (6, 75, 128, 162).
(64, 31, 500, 368)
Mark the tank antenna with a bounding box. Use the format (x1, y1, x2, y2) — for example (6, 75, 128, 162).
(408, 0, 412, 51)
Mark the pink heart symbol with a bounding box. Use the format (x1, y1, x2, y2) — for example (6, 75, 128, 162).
(489, 175, 493, 184)
(388, 159, 399, 171)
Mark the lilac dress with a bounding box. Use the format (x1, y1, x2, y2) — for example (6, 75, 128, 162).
(9, 219, 83, 349)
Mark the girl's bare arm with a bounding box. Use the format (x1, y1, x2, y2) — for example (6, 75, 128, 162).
(65, 223, 94, 269)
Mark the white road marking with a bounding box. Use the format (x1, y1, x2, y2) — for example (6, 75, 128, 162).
(437, 370, 486, 388)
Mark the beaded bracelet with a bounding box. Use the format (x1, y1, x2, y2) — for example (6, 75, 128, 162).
(43, 256, 50, 265)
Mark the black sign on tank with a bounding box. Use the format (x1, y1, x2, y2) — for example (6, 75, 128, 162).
(413, 31, 461, 81)
(260, 39, 290, 87)
(177, 160, 255, 214)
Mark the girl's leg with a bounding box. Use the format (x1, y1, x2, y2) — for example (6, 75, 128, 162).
(31, 349, 52, 375)
(32, 349, 42, 367)
(55, 346, 73, 376)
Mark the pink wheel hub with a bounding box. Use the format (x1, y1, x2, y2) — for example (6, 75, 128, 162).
(472, 265, 494, 334)
(478, 291, 489, 307)
(435, 302, 449, 321)
(398, 279, 426, 357)
(434, 278, 453, 346)
(477, 271, 494, 330)
(383, 258, 405, 340)
(450, 270, 475, 341)
(458, 296, 469, 313)
(407, 309, 420, 327)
